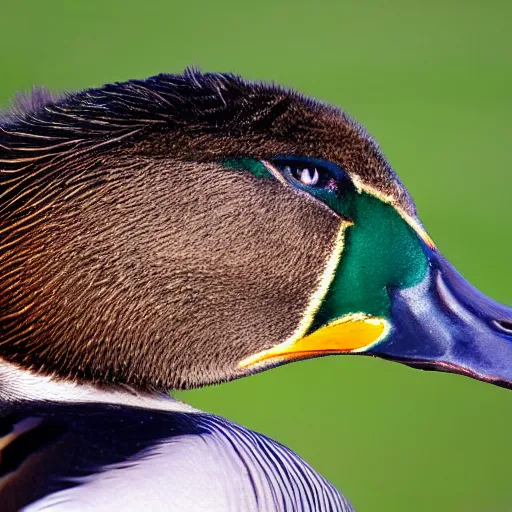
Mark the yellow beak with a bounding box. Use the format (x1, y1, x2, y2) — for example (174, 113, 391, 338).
(239, 313, 389, 369)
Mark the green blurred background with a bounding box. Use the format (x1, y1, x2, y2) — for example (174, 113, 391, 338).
(2, 1, 510, 510)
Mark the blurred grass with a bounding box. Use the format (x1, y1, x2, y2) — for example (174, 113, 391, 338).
(1, 1, 511, 510)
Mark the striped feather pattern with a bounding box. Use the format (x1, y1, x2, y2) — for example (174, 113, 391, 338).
(0, 399, 354, 511)
(201, 415, 353, 511)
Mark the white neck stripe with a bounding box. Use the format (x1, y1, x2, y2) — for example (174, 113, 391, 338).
(0, 359, 198, 414)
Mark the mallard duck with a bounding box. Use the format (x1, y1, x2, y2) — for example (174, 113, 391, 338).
(0, 69, 510, 511)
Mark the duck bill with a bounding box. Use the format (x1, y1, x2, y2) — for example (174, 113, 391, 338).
(371, 250, 512, 389)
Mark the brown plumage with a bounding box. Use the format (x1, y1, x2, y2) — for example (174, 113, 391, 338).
(0, 69, 412, 390)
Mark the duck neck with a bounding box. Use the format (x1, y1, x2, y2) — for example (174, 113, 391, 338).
(0, 359, 197, 413)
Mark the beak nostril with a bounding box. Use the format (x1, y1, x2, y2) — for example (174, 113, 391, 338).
(494, 319, 512, 334)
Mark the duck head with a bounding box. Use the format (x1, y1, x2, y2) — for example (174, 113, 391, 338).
(0, 70, 511, 390)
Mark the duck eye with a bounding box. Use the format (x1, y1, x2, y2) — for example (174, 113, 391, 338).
(297, 167, 319, 186)
(273, 159, 336, 191)
(281, 165, 321, 186)
(285, 165, 322, 187)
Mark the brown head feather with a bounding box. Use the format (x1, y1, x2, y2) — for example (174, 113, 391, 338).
(0, 69, 414, 390)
